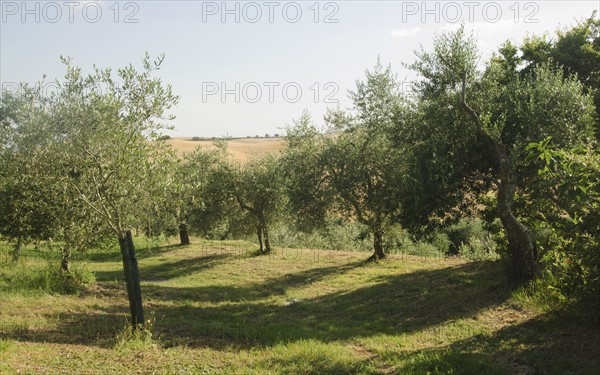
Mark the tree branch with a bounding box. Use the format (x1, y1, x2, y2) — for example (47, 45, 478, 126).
(461, 72, 485, 135)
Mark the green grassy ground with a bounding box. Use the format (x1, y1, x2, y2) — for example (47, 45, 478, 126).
(0, 239, 598, 374)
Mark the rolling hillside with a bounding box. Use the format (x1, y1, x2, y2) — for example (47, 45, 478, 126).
(166, 137, 285, 162)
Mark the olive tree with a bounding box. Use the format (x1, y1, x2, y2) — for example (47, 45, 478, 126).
(186, 143, 286, 253)
(229, 155, 286, 253)
(521, 12, 600, 139)
(408, 27, 596, 280)
(0, 87, 107, 270)
(0, 89, 56, 261)
(36, 54, 178, 326)
(284, 61, 414, 261)
(184, 144, 238, 240)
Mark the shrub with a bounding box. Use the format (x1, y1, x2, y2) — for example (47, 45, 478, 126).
(445, 219, 487, 255)
(270, 220, 372, 252)
(405, 241, 440, 258)
(382, 224, 413, 253)
(458, 235, 499, 261)
(430, 232, 451, 254)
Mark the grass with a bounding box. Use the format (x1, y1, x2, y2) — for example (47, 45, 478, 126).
(0, 238, 598, 374)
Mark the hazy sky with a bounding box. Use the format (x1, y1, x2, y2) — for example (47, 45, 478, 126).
(1, 1, 598, 137)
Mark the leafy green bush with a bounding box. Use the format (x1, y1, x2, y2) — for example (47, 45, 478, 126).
(270, 220, 372, 252)
(526, 139, 599, 311)
(445, 219, 486, 254)
(404, 241, 441, 258)
(458, 235, 499, 261)
(439, 219, 499, 260)
(382, 224, 414, 253)
(430, 232, 451, 254)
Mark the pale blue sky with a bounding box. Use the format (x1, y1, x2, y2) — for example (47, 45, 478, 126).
(1, 1, 598, 137)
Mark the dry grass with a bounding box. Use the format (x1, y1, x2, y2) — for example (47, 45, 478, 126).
(166, 137, 285, 162)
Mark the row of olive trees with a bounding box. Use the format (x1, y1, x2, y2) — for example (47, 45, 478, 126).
(179, 16, 598, 282)
(175, 62, 414, 261)
(276, 18, 597, 284)
(1, 14, 597, 325)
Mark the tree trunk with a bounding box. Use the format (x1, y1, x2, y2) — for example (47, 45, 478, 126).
(257, 225, 264, 252)
(368, 229, 385, 261)
(461, 74, 536, 281)
(496, 147, 536, 281)
(119, 230, 145, 328)
(179, 223, 190, 245)
(263, 224, 271, 253)
(12, 240, 22, 262)
(61, 246, 71, 272)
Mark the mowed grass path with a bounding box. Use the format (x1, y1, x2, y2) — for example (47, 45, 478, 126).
(1, 240, 598, 374)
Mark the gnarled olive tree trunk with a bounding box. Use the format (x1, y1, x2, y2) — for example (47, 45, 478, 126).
(462, 75, 536, 281)
(368, 227, 386, 261)
(12, 240, 22, 263)
(61, 246, 71, 272)
(496, 146, 536, 281)
(61, 232, 75, 272)
(373, 230, 386, 260)
(262, 222, 271, 253)
(256, 225, 264, 252)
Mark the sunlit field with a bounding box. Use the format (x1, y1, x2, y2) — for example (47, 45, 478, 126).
(166, 137, 285, 162)
(2, 4, 599, 374)
(1, 239, 597, 374)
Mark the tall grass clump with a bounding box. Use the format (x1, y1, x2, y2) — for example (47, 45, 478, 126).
(0, 242, 94, 295)
(114, 314, 158, 351)
(0, 262, 95, 295)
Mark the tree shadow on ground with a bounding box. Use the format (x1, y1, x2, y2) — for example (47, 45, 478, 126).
(387, 308, 600, 375)
(144, 260, 515, 348)
(0, 309, 127, 349)
(94, 253, 231, 282)
(4, 260, 517, 352)
(143, 259, 365, 303)
(84, 243, 188, 263)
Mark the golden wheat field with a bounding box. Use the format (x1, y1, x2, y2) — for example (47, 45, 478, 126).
(166, 137, 285, 162)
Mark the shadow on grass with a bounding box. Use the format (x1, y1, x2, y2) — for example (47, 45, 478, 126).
(0, 310, 127, 349)
(386, 308, 600, 375)
(84, 243, 185, 263)
(94, 253, 231, 282)
(3, 260, 514, 352)
(5, 249, 599, 374)
(392, 349, 510, 375)
(143, 260, 364, 303)
(142, 260, 515, 349)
